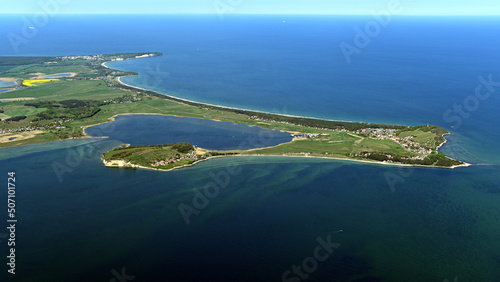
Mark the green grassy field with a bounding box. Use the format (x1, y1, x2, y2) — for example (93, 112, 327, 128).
(4, 107, 47, 117)
(396, 125, 447, 149)
(103, 143, 204, 170)
(1, 65, 36, 77)
(21, 64, 90, 75)
(0, 64, 90, 79)
(247, 132, 415, 159)
(0, 80, 128, 101)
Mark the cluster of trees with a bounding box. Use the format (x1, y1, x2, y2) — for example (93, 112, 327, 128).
(396, 125, 448, 137)
(126, 143, 194, 150)
(6, 115, 27, 122)
(25, 99, 102, 121)
(106, 143, 196, 161)
(35, 107, 100, 121)
(59, 99, 88, 108)
(404, 152, 461, 167)
(0, 56, 59, 66)
(25, 101, 59, 108)
(108, 150, 135, 159)
(207, 151, 240, 157)
(124, 143, 195, 153)
(361, 151, 462, 167)
(363, 153, 390, 162)
(23, 94, 148, 123)
(171, 143, 195, 153)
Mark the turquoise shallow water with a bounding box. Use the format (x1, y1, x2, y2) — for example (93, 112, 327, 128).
(0, 15, 499, 281)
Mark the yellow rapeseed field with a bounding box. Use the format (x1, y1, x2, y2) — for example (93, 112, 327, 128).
(22, 79, 59, 87)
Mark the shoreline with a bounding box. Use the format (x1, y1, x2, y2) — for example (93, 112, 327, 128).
(96, 57, 472, 170)
(112, 73, 400, 126)
(81, 112, 301, 138)
(0, 77, 18, 82)
(81, 113, 303, 139)
(102, 152, 471, 172)
(0, 53, 471, 170)
(0, 77, 19, 94)
(89, 112, 470, 169)
(87, 111, 470, 169)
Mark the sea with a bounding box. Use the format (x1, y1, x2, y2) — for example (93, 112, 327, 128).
(0, 15, 499, 281)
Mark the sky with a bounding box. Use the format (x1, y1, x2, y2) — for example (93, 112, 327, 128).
(0, 0, 498, 15)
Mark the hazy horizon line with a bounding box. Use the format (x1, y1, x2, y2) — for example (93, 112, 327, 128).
(1, 12, 499, 16)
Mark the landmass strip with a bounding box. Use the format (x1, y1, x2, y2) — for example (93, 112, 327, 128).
(0, 53, 468, 169)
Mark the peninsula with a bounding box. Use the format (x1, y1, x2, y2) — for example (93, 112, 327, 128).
(0, 53, 467, 168)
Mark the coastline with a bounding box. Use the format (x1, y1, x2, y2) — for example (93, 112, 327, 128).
(90, 112, 470, 169)
(88, 111, 470, 170)
(102, 155, 219, 172)
(1, 55, 469, 169)
(102, 152, 471, 172)
(94, 57, 472, 170)
(113, 74, 388, 126)
(0, 77, 19, 94)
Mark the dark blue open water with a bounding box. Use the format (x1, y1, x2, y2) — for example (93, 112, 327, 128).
(0, 15, 499, 281)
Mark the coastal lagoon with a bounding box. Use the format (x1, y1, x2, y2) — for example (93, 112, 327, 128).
(85, 115, 293, 150)
(45, 73, 72, 78)
(0, 80, 15, 88)
(1, 15, 500, 281)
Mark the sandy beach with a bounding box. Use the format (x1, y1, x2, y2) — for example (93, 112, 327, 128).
(31, 72, 78, 79)
(0, 97, 36, 102)
(0, 77, 18, 82)
(0, 130, 45, 143)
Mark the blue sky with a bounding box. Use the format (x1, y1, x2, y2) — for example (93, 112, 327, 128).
(0, 0, 499, 15)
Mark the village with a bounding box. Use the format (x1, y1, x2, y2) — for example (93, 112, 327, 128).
(0, 120, 70, 135)
(150, 150, 203, 167)
(356, 128, 434, 159)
